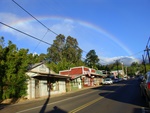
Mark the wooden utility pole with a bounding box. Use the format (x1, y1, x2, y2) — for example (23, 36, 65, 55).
(142, 55, 147, 74)
(145, 46, 150, 64)
(116, 60, 120, 78)
(126, 66, 127, 76)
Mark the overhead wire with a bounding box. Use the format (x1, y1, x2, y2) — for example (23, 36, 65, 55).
(32, 29, 49, 53)
(146, 37, 150, 46)
(128, 50, 144, 57)
(12, 0, 58, 36)
(12, 0, 88, 54)
(0, 21, 52, 46)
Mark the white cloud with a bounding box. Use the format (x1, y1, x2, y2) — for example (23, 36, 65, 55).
(0, 13, 75, 44)
(50, 18, 75, 37)
(0, 13, 78, 54)
(100, 56, 141, 66)
(0, 13, 77, 40)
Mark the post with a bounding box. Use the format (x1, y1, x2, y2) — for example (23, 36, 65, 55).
(116, 60, 119, 78)
(142, 55, 147, 74)
(126, 66, 127, 76)
(145, 46, 150, 64)
(121, 62, 124, 77)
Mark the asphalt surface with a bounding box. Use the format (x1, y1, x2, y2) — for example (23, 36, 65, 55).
(0, 78, 149, 113)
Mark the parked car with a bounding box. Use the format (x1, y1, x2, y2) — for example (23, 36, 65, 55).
(140, 71, 150, 107)
(123, 77, 127, 80)
(118, 78, 123, 82)
(102, 78, 113, 85)
(113, 78, 119, 83)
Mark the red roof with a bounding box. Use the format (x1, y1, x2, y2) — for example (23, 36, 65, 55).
(59, 66, 96, 76)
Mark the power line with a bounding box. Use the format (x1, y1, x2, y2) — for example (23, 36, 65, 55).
(0, 21, 88, 62)
(0, 21, 52, 46)
(32, 29, 49, 53)
(129, 50, 144, 57)
(12, 0, 59, 36)
(146, 37, 150, 46)
(12, 0, 88, 54)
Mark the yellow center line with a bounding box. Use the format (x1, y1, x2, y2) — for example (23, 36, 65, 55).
(69, 96, 104, 113)
(69, 84, 125, 113)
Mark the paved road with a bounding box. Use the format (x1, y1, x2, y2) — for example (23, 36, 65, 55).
(0, 79, 149, 113)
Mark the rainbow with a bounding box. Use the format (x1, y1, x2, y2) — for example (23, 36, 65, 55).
(4, 15, 133, 56)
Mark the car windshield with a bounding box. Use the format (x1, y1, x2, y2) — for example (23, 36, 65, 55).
(104, 78, 111, 81)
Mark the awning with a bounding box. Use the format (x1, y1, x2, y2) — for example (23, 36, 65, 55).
(33, 73, 70, 80)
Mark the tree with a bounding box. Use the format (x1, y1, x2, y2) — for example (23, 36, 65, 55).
(63, 36, 82, 64)
(0, 37, 5, 100)
(84, 49, 99, 69)
(47, 34, 65, 64)
(47, 34, 83, 71)
(1, 40, 30, 99)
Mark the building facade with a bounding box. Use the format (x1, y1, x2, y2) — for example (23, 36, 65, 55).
(26, 62, 70, 99)
(59, 66, 103, 91)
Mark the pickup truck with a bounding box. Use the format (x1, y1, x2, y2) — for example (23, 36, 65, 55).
(140, 71, 150, 107)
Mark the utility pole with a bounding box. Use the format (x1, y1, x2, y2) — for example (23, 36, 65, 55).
(121, 62, 124, 77)
(126, 66, 127, 76)
(145, 46, 150, 64)
(116, 60, 120, 78)
(142, 55, 147, 74)
(142, 37, 150, 74)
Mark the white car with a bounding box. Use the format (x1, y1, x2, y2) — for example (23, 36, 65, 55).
(102, 78, 113, 85)
(123, 77, 127, 80)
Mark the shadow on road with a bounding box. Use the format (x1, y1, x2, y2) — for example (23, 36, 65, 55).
(45, 106, 67, 113)
(91, 80, 131, 91)
(98, 79, 147, 109)
(39, 92, 50, 113)
(39, 80, 51, 113)
(0, 103, 9, 110)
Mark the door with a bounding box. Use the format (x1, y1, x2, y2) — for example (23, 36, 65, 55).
(35, 79, 40, 98)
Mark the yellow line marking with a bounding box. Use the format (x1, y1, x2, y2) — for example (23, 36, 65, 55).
(69, 84, 125, 113)
(69, 96, 104, 113)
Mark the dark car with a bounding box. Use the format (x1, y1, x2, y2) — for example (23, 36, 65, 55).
(140, 71, 150, 107)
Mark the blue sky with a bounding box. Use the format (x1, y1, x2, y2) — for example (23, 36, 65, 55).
(0, 0, 150, 65)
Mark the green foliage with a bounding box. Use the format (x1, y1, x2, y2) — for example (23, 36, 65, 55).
(47, 34, 65, 63)
(47, 59, 85, 74)
(47, 34, 83, 71)
(0, 38, 30, 100)
(0, 37, 5, 99)
(84, 50, 99, 69)
(145, 64, 150, 72)
(47, 58, 76, 73)
(126, 62, 141, 76)
(63, 36, 82, 64)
